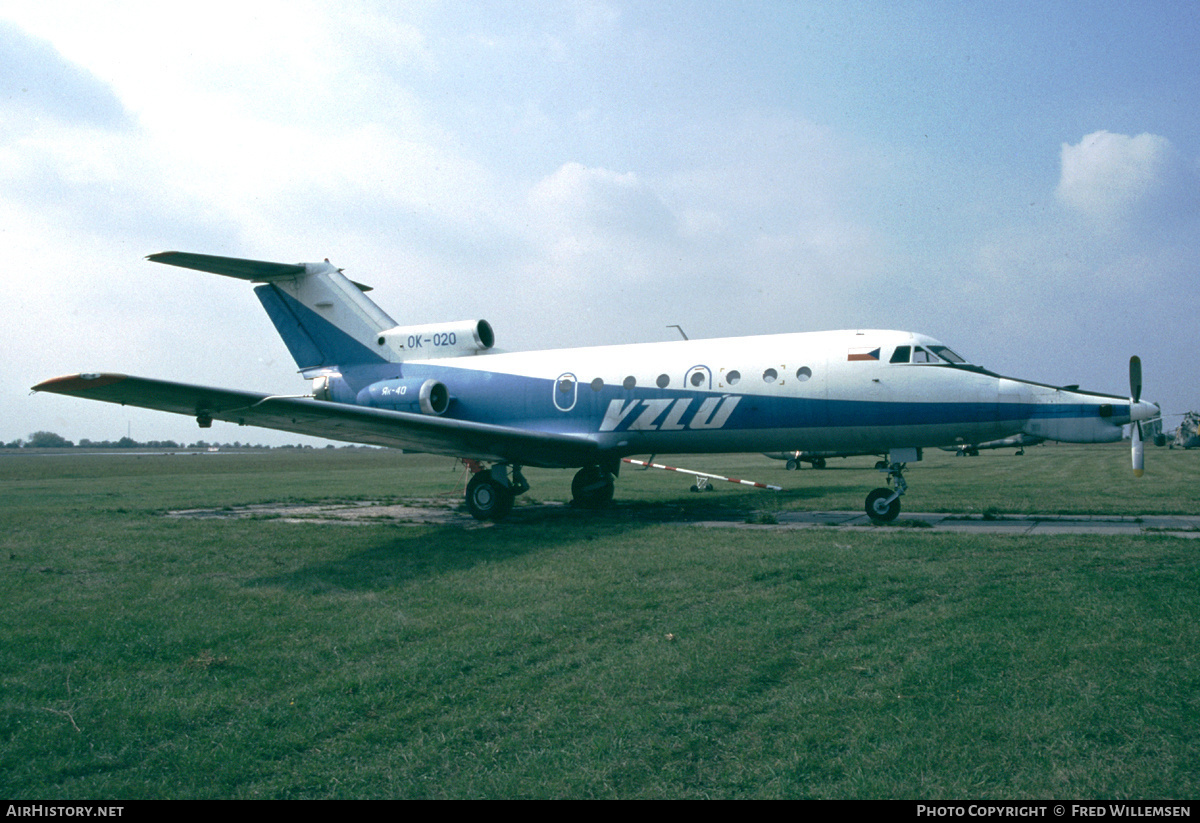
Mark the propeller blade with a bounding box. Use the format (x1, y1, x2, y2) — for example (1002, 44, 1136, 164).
(1130, 355, 1142, 403)
(1132, 420, 1144, 477)
(1130, 356, 1145, 477)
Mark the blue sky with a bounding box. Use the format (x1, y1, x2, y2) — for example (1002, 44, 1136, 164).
(3, 1, 1198, 446)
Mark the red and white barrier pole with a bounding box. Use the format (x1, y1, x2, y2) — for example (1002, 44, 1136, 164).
(622, 458, 782, 491)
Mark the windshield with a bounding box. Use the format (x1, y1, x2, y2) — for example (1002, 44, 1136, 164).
(890, 343, 971, 365)
(928, 345, 967, 364)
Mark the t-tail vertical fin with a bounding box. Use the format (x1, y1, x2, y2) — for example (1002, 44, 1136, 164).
(147, 251, 396, 371)
(147, 252, 495, 369)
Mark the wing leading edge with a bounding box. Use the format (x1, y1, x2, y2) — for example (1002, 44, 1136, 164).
(32, 374, 598, 469)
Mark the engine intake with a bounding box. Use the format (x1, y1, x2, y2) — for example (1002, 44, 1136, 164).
(356, 378, 450, 415)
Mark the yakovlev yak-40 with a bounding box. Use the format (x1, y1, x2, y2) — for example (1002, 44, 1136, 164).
(34, 253, 1160, 522)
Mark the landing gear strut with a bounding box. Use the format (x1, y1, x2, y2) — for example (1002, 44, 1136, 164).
(464, 464, 529, 521)
(865, 460, 908, 523)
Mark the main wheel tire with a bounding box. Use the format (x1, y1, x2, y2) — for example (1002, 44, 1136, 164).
(466, 473, 514, 521)
(571, 466, 615, 508)
(865, 487, 900, 523)
(813, 457, 827, 470)
(785, 459, 798, 471)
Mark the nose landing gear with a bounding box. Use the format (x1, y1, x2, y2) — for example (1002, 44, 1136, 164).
(865, 458, 910, 523)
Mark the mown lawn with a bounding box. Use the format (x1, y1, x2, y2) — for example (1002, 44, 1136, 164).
(2, 446, 1197, 798)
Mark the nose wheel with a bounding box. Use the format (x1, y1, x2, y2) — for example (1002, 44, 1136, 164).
(865, 488, 900, 522)
(865, 461, 908, 523)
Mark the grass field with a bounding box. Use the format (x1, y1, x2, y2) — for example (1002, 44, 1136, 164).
(2, 444, 1198, 798)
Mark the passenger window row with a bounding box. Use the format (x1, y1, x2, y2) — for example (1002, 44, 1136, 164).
(561, 366, 816, 393)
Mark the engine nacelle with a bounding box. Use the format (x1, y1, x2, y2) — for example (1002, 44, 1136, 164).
(355, 378, 450, 415)
(375, 319, 495, 359)
(311, 373, 356, 403)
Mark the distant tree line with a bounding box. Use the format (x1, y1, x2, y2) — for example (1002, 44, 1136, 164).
(5, 431, 363, 450)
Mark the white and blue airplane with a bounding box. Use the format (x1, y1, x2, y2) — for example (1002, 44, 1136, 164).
(34, 252, 1159, 522)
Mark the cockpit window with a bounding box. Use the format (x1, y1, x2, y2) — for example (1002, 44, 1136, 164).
(891, 342, 973, 366)
(928, 345, 966, 364)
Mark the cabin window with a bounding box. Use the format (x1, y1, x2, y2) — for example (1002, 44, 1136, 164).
(890, 346, 910, 364)
(796, 366, 812, 381)
(763, 368, 778, 384)
(591, 378, 604, 391)
(558, 377, 574, 393)
(726, 370, 741, 386)
(622, 375, 637, 390)
(689, 371, 705, 387)
(656, 374, 670, 388)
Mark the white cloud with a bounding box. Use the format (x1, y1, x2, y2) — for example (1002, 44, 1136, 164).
(1056, 130, 1188, 224)
(528, 162, 676, 251)
(0, 20, 132, 131)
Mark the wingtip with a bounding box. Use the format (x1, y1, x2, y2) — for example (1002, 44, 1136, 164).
(32, 373, 127, 394)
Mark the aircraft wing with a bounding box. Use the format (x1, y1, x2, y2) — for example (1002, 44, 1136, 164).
(32, 374, 599, 468)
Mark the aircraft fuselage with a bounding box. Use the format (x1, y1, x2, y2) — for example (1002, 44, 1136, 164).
(318, 328, 1145, 468)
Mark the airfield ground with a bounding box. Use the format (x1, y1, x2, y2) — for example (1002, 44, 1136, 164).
(2, 444, 1198, 798)
(165, 498, 1200, 536)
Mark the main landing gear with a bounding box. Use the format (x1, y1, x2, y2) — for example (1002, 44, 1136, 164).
(571, 464, 616, 508)
(463, 461, 617, 521)
(464, 464, 529, 521)
(864, 456, 911, 523)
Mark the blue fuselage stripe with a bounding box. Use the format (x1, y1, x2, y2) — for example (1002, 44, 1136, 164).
(338, 361, 1126, 454)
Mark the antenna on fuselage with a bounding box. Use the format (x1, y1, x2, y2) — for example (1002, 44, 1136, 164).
(667, 325, 689, 341)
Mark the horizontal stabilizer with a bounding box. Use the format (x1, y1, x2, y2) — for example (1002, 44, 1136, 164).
(147, 251, 372, 291)
(32, 373, 598, 469)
